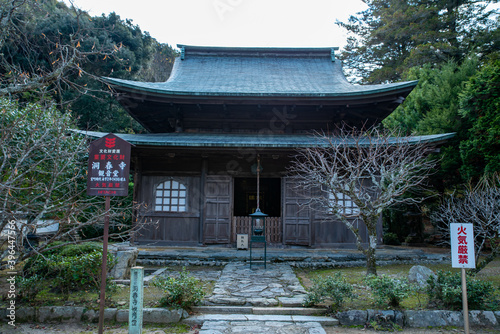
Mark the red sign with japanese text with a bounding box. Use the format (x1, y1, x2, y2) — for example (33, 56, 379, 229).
(450, 223, 475, 269)
(87, 134, 131, 197)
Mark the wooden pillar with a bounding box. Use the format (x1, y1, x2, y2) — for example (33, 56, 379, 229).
(198, 158, 207, 245)
(130, 157, 142, 246)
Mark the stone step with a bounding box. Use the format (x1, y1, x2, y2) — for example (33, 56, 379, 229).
(183, 314, 339, 327)
(191, 306, 328, 316)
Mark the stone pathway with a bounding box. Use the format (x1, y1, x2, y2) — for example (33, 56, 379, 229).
(190, 261, 328, 333)
(200, 320, 326, 334)
(203, 262, 307, 307)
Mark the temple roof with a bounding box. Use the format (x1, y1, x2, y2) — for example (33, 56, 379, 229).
(103, 45, 417, 101)
(78, 131, 455, 149)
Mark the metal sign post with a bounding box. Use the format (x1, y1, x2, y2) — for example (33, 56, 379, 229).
(87, 134, 131, 334)
(450, 223, 475, 334)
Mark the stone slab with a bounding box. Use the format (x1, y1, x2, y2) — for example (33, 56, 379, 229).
(184, 314, 338, 326)
(116, 309, 128, 323)
(37, 306, 84, 323)
(278, 296, 306, 307)
(336, 310, 367, 326)
(252, 307, 327, 316)
(404, 310, 463, 328)
(191, 306, 254, 314)
(143, 308, 183, 323)
(469, 310, 499, 327)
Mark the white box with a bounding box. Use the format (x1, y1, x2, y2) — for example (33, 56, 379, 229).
(237, 234, 248, 249)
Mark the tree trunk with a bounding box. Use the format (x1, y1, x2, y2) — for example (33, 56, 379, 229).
(365, 220, 379, 276)
(365, 241, 378, 276)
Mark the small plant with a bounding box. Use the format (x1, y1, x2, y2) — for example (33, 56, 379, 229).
(365, 275, 411, 308)
(151, 269, 205, 310)
(15, 274, 43, 301)
(303, 272, 354, 309)
(369, 318, 402, 332)
(426, 270, 496, 310)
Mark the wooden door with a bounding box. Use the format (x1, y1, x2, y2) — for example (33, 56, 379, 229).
(203, 175, 232, 244)
(282, 177, 312, 245)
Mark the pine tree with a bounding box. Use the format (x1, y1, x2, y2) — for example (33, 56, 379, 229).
(337, 0, 499, 83)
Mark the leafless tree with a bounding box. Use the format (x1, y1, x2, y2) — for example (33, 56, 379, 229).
(0, 98, 153, 265)
(432, 174, 500, 274)
(289, 126, 438, 275)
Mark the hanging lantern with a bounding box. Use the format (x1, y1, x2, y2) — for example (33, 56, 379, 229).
(250, 208, 267, 239)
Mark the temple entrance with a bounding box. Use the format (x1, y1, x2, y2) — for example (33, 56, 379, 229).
(232, 177, 282, 244)
(234, 177, 281, 217)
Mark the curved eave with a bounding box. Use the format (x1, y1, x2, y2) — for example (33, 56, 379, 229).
(74, 130, 456, 149)
(103, 77, 418, 104)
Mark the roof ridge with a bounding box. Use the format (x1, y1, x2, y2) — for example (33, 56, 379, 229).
(177, 44, 339, 58)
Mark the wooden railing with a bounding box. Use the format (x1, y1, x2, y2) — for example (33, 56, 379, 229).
(232, 216, 282, 244)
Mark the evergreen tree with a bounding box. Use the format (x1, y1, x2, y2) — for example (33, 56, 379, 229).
(459, 60, 500, 181)
(338, 0, 499, 83)
(0, 0, 177, 132)
(384, 57, 481, 188)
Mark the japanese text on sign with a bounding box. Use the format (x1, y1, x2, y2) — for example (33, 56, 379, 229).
(87, 134, 131, 197)
(450, 223, 476, 269)
(128, 267, 143, 334)
(131, 271, 138, 326)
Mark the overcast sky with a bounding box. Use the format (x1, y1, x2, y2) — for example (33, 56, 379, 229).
(62, 0, 368, 50)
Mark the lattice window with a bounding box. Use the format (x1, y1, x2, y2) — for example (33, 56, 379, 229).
(328, 191, 359, 215)
(154, 180, 187, 212)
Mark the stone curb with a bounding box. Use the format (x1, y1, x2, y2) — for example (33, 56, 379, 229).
(0, 306, 187, 324)
(3, 307, 499, 329)
(337, 309, 500, 328)
(137, 255, 450, 269)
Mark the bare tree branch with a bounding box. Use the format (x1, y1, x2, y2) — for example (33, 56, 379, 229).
(0, 98, 154, 266)
(0, 0, 119, 99)
(289, 125, 439, 275)
(432, 174, 500, 273)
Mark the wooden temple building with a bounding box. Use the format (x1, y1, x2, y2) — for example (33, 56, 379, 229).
(91, 45, 453, 248)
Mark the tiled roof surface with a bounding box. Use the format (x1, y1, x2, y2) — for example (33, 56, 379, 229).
(77, 131, 456, 149)
(104, 45, 417, 98)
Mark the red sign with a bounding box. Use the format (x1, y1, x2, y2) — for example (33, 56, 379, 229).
(87, 134, 131, 197)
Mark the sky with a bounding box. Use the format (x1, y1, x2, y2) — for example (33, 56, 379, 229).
(62, 0, 368, 50)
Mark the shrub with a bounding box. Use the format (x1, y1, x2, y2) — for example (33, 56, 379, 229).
(59, 242, 102, 257)
(23, 241, 103, 273)
(365, 274, 411, 307)
(427, 270, 496, 310)
(22, 247, 116, 299)
(15, 274, 43, 301)
(51, 250, 116, 296)
(151, 269, 205, 310)
(303, 272, 354, 309)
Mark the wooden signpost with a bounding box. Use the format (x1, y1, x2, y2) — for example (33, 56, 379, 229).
(87, 134, 131, 334)
(450, 223, 475, 334)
